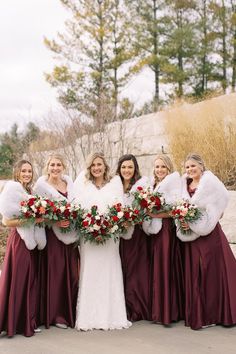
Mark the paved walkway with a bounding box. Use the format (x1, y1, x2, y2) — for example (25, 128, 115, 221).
(0, 321, 236, 354)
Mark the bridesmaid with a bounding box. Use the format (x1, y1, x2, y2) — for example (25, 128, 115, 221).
(34, 153, 79, 329)
(0, 160, 44, 337)
(116, 154, 151, 321)
(142, 154, 184, 325)
(178, 153, 236, 330)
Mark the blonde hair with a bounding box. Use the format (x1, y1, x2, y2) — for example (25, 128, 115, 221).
(85, 152, 111, 182)
(44, 153, 67, 175)
(153, 154, 174, 183)
(13, 159, 33, 193)
(184, 153, 206, 172)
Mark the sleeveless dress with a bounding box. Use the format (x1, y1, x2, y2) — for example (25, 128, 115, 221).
(38, 191, 79, 328)
(183, 186, 236, 329)
(0, 228, 39, 337)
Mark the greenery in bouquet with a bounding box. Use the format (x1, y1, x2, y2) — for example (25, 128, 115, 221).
(169, 199, 202, 235)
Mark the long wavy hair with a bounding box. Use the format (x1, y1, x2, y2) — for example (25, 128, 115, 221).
(13, 159, 33, 193)
(85, 152, 111, 183)
(116, 154, 141, 192)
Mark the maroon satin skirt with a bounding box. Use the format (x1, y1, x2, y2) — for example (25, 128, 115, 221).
(38, 228, 79, 328)
(184, 223, 236, 329)
(120, 225, 152, 321)
(150, 219, 184, 324)
(0, 228, 39, 337)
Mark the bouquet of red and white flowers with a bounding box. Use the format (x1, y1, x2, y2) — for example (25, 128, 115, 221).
(79, 205, 114, 245)
(47, 200, 84, 233)
(19, 195, 54, 226)
(169, 199, 202, 234)
(108, 203, 142, 235)
(132, 186, 166, 217)
(19, 196, 84, 233)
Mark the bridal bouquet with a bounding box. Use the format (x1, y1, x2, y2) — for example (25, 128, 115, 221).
(132, 186, 166, 217)
(80, 205, 113, 245)
(169, 199, 202, 234)
(19, 195, 55, 226)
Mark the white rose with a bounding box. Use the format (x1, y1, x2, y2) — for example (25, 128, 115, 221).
(117, 211, 124, 218)
(93, 223, 101, 231)
(41, 200, 47, 208)
(60, 206, 66, 212)
(110, 225, 119, 233)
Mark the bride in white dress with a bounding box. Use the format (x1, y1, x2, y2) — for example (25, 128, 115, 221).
(74, 152, 131, 331)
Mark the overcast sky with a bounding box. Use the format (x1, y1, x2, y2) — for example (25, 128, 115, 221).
(0, 0, 154, 133)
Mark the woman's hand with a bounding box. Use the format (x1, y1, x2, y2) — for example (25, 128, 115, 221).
(147, 211, 170, 219)
(35, 217, 45, 224)
(180, 221, 190, 231)
(122, 221, 131, 229)
(55, 220, 70, 228)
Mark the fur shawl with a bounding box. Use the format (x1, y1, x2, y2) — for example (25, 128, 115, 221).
(142, 172, 182, 236)
(74, 171, 124, 213)
(33, 175, 77, 245)
(0, 181, 46, 250)
(176, 170, 229, 242)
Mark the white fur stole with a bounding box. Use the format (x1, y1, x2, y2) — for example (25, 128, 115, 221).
(176, 171, 229, 242)
(142, 172, 181, 236)
(33, 175, 77, 245)
(0, 181, 46, 250)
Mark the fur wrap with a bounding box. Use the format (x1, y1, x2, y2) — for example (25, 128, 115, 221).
(142, 172, 181, 236)
(33, 175, 77, 245)
(73, 171, 131, 239)
(176, 170, 229, 242)
(0, 180, 46, 250)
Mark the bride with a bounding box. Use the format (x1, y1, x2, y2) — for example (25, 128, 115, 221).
(74, 152, 131, 331)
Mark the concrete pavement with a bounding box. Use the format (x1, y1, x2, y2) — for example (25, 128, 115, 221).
(0, 321, 235, 354)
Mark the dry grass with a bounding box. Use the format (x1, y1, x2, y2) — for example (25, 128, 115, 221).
(165, 94, 236, 188)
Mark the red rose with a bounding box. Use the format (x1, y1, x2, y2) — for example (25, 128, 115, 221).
(28, 198, 35, 206)
(112, 216, 119, 222)
(133, 209, 139, 215)
(82, 220, 89, 227)
(137, 186, 143, 191)
(124, 212, 130, 219)
(140, 199, 148, 208)
(63, 209, 70, 218)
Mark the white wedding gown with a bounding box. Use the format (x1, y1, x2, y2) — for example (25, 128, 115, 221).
(74, 173, 131, 330)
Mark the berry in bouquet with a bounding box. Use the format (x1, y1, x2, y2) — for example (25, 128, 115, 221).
(132, 186, 166, 218)
(80, 205, 114, 245)
(169, 199, 202, 235)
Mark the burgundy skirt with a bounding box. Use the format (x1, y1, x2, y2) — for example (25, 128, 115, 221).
(150, 219, 184, 324)
(0, 228, 39, 337)
(120, 225, 151, 321)
(184, 223, 236, 330)
(38, 228, 79, 328)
